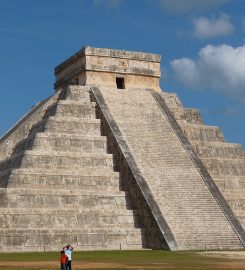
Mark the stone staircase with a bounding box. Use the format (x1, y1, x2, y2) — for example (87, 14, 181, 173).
(0, 84, 244, 251)
(162, 92, 245, 231)
(0, 85, 145, 252)
(96, 87, 243, 250)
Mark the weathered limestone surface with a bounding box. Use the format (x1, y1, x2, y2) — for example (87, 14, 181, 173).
(0, 93, 60, 162)
(55, 46, 161, 91)
(162, 92, 245, 230)
(0, 86, 145, 252)
(96, 87, 243, 250)
(1, 46, 245, 251)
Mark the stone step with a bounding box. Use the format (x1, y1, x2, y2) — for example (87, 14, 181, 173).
(191, 141, 245, 159)
(180, 123, 225, 142)
(202, 158, 245, 176)
(124, 129, 224, 145)
(0, 187, 126, 196)
(13, 132, 107, 155)
(98, 87, 243, 250)
(231, 209, 245, 216)
(0, 188, 132, 208)
(223, 191, 245, 211)
(0, 150, 114, 172)
(0, 169, 120, 189)
(0, 203, 134, 213)
(0, 85, 147, 252)
(224, 190, 245, 199)
(6, 179, 120, 191)
(226, 200, 245, 210)
(29, 117, 101, 136)
(0, 168, 120, 185)
(45, 100, 97, 118)
(0, 167, 119, 177)
(0, 208, 140, 230)
(213, 176, 245, 191)
(59, 85, 91, 102)
(223, 191, 245, 199)
(221, 187, 245, 195)
(176, 236, 242, 250)
(0, 207, 137, 215)
(0, 228, 145, 252)
(175, 231, 241, 239)
(209, 174, 245, 189)
(183, 108, 203, 124)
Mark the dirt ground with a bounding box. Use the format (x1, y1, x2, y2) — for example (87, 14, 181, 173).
(198, 251, 245, 270)
(200, 251, 245, 260)
(0, 260, 172, 269)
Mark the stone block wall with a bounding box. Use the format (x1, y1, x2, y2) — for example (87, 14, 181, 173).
(0, 93, 60, 162)
(91, 88, 169, 250)
(0, 85, 145, 251)
(162, 91, 245, 230)
(91, 86, 243, 250)
(55, 46, 161, 91)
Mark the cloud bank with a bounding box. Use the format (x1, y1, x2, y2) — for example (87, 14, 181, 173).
(158, 0, 230, 13)
(193, 13, 234, 39)
(170, 44, 245, 103)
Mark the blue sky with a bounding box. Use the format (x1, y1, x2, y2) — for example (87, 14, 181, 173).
(0, 0, 245, 148)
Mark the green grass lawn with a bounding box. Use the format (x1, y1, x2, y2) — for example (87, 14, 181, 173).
(0, 250, 244, 270)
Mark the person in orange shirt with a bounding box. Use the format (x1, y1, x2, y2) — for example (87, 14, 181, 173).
(60, 250, 68, 270)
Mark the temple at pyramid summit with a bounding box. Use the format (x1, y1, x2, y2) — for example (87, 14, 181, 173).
(1, 46, 245, 251)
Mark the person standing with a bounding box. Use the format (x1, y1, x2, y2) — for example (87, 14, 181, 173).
(60, 250, 68, 270)
(64, 244, 73, 270)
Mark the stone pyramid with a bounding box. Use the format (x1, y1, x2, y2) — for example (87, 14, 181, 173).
(0, 46, 245, 251)
(0, 86, 145, 252)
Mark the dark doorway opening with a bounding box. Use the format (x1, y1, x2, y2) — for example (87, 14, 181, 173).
(116, 77, 125, 89)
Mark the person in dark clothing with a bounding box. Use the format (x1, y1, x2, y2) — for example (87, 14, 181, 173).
(63, 244, 73, 270)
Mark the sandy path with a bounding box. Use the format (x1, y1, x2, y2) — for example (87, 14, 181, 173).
(0, 260, 173, 269)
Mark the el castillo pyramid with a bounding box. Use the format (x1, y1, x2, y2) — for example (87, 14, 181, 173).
(0, 46, 245, 251)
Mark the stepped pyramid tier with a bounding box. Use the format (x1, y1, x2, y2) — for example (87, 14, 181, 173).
(162, 92, 245, 232)
(0, 46, 245, 251)
(0, 86, 146, 252)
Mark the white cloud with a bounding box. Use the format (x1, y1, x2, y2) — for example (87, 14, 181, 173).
(193, 14, 234, 39)
(170, 44, 245, 103)
(93, 0, 122, 9)
(158, 0, 230, 13)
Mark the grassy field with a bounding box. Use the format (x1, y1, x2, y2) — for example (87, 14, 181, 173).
(0, 250, 244, 270)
